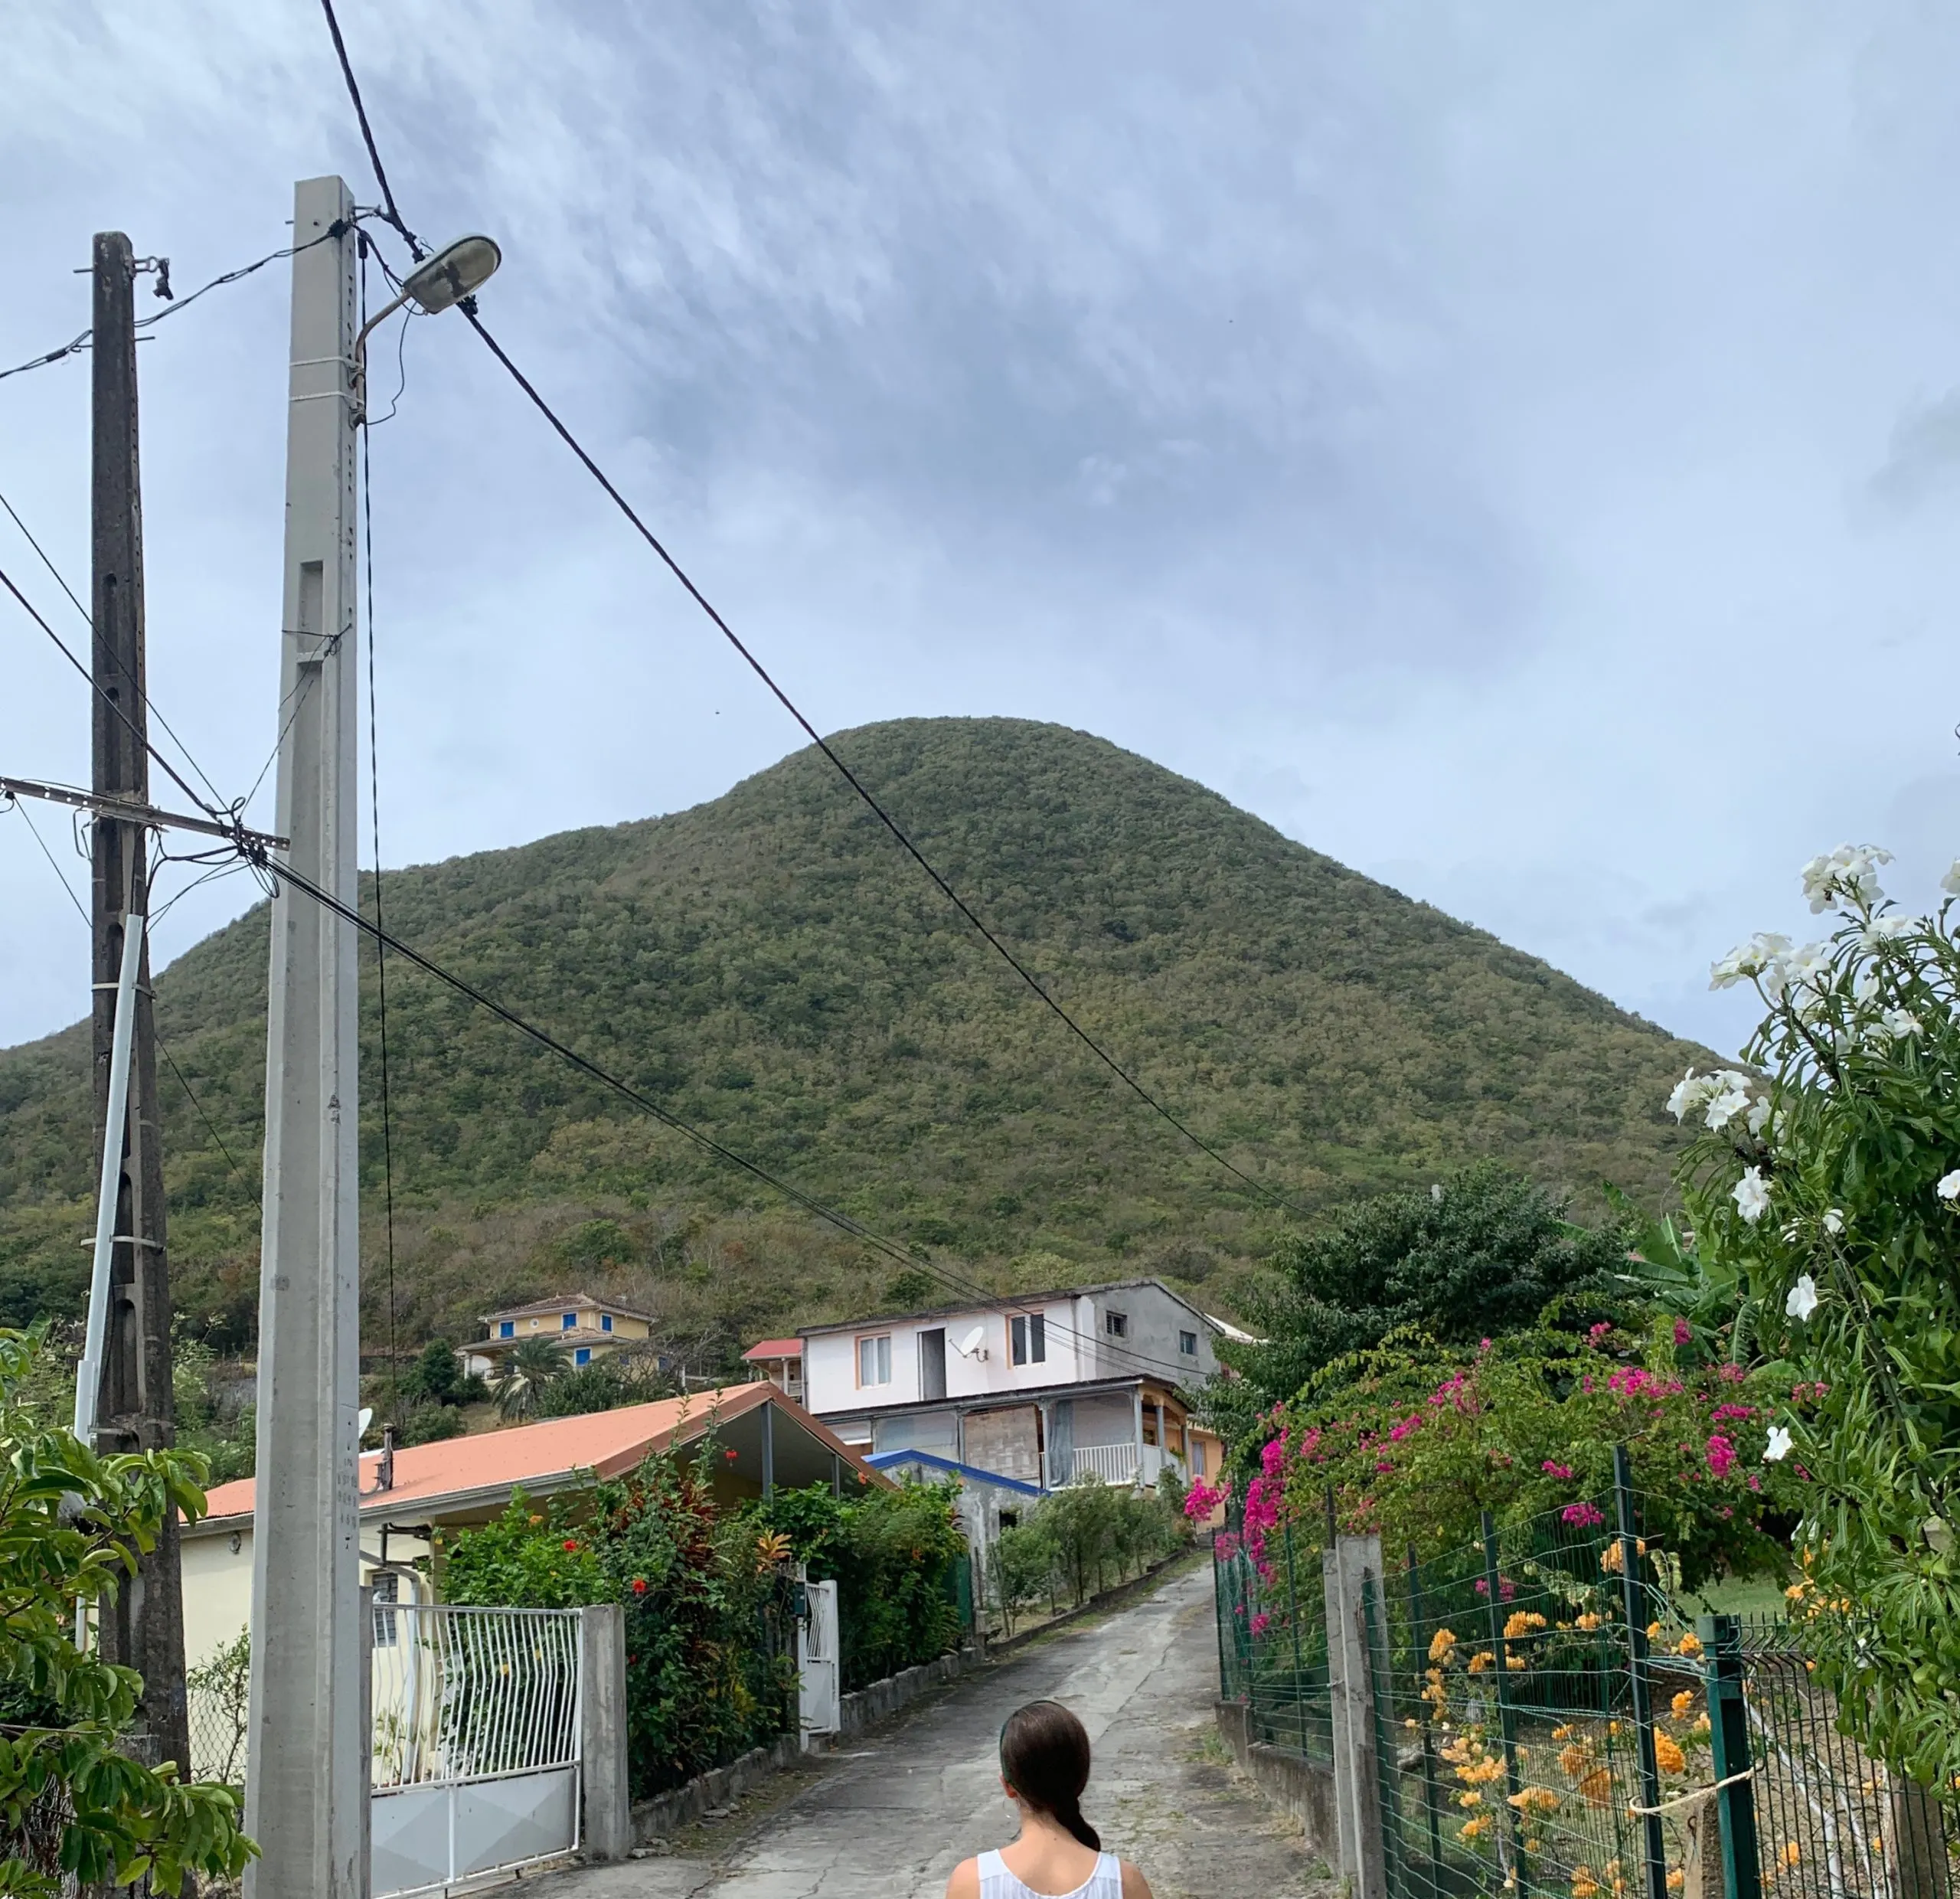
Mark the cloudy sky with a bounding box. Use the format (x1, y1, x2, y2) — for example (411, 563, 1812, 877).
(5, 2, 1960, 1063)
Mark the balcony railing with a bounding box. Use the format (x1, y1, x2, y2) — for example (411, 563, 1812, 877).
(1041, 1443, 1187, 1489)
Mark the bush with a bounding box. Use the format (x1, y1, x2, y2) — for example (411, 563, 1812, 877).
(1674, 848, 1960, 1784)
(0, 1328, 255, 1894)
(1212, 1322, 1802, 1593)
(533, 1352, 675, 1420)
(744, 1479, 968, 1691)
(440, 1443, 795, 1796)
(983, 1475, 1188, 1628)
(398, 1404, 466, 1447)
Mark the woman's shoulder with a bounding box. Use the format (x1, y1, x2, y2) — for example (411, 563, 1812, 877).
(1116, 1857, 1155, 1899)
(943, 1853, 985, 1899)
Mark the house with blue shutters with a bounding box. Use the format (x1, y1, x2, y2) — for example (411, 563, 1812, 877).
(456, 1292, 659, 1379)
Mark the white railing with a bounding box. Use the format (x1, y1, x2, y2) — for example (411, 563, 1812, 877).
(1041, 1443, 1190, 1490)
(371, 1602, 581, 1791)
(370, 1603, 583, 1899)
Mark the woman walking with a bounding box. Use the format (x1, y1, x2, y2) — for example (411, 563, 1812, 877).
(944, 1699, 1155, 1899)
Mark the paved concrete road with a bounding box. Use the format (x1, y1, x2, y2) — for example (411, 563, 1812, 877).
(528, 1561, 1332, 1899)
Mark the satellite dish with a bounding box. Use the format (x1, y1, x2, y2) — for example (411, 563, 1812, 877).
(956, 1325, 987, 1358)
(358, 1407, 374, 1441)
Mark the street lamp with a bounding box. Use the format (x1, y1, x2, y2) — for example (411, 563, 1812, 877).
(352, 232, 501, 417)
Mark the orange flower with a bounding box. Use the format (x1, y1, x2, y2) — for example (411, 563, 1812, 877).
(1675, 1633, 1704, 1659)
(1655, 1734, 1687, 1776)
(1671, 1691, 1695, 1719)
(1431, 1628, 1459, 1662)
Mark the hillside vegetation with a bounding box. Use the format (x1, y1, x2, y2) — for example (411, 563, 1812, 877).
(0, 717, 1706, 1368)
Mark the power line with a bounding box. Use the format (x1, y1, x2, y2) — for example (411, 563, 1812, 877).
(457, 311, 1310, 1223)
(0, 226, 348, 387)
(316, 0, 425, 261)
(0, 485, 230, 812)
(0, 559, 220, 819)
(359, 240, 403, 1424)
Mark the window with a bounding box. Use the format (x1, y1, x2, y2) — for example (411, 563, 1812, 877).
(1179, 1329, 1198, 1357)
(1105, 1310, 1129, 1339)
(600, 1313, 613, 1333)
(1009, 1313, 1047, 1366)
(1191, 1439, 1208, 1477)
(561, 1312, 577, 1331)
(574, 1347, 592, 1368)
(371, 1571, 398, 1648)
(498, 1320, 514, 1339)
(858, 1334, 892, 1387)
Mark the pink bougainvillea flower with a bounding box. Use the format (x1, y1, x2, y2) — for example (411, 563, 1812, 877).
(1251, 1612, 1271, 1636)
(1674, 1319, 1692, 1345)
(1563, 1502, 1606, 1529)
(1705, 1434, 1737, 1479)
(1542, 1461, 1574, 1479)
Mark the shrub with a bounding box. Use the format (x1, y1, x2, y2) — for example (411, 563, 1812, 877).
(0, 1328, 255, 1894)
(744, 1479, 968, 1691)
(440, 1443, 794, 1796)
(1674, 847, 1960, 1784)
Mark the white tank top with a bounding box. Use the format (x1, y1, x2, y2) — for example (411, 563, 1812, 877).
(977, 1848, 1122, 1899)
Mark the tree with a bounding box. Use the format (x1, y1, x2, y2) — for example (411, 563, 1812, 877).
(534, 1352, 675, 1420)
(1214, 1162, 1625, 1431)
(489, 1336, 569, 1422)
(1673, 845, 1960, 1786)
(402, 1338, 467, 1408)
(0, 1329, 255, 1893)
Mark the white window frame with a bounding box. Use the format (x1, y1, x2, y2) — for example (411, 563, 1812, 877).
(858, 1334, 893, 1387)
(1178, 1329, 1198, 1357)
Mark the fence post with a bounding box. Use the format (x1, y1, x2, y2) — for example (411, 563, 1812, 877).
(1891, 1781, 1955, 1899)
(1327, 1535, 1390, 1899)
(1697, 1615, 1761, 1899)
(579, 1604, 632, 1861)
(1284, 1523, 1307, 1754)
(1614, 1446, 1669, 1899)
(1481, 1510, 1528, 1899)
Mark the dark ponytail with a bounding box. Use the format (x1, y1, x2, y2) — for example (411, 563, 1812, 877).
(1000, 1700, 1102, 1852)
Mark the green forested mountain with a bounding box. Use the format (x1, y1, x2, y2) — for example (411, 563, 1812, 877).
(0, 717, 1706, 1368)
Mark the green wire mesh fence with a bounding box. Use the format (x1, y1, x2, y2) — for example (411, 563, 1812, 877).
(1210, 1455, 1957, 1899)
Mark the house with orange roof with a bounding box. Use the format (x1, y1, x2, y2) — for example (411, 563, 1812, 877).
(741, 1336, 805, 1404)
(178, 1381, 884, 1671)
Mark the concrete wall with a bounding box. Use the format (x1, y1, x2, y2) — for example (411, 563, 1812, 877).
(1214, 1700, 1340, 1858)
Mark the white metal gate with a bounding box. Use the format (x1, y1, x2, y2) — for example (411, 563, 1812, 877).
(799, 1579, 840, 1743)
(369, 1603, 583, 1897)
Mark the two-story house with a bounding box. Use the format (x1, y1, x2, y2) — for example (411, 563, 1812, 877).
(457, 1293, 659, 1380)
(795, 1278, 1226, 1492)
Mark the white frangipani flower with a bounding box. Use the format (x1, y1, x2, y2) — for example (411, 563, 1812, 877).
(1854, 969, 1882, 1005)
(1764, 1426, 1794, 1463)
(1710, 933, 1792, 991)
(1733, 1168, 1772, 1224)
(1800, 845, 1893, 915)
(1746, 1097, 1772, 1138)
(1861, 914, 1921, 948)
(1943, 859, 1960, 900)
(1937, 1169, 1960, 1202)
(1785, 1273, 1820, 1320)
(1880, 1008, 1922, 1040)
(1703, 1074, 1753, 1132)
(1823, 1209, 1844, 1235)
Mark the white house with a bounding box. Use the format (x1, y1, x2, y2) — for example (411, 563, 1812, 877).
(792, 1278, 1226, 1492)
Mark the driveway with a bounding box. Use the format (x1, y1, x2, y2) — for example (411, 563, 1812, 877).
(526, 1560, 1331, 1899)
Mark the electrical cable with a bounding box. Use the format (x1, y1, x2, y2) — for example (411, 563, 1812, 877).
(358, 239, 405, 1426)
(0, 225, 348, 387)
(459, 309, 1309, 1223)
(6, 794, 255, 1202)
(0, 560, 221, 819)
(0, 486, 231, 812)
(316, 0, 426, 261)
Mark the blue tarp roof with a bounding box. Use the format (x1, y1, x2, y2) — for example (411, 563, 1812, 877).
(864, 1447, 1044, 1497)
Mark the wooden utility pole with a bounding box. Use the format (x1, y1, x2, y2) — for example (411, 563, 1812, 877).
(88, 228, 189, 1774)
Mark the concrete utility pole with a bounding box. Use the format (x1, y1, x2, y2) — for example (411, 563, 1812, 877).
(87, 228, 190, 1775)
(243, 176, 364, 1899)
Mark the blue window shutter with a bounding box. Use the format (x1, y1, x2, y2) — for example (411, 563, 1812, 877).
(575, 1347, 591, 1367)
(562, 1312, 576, 1330)
(499, 1321, 514, 1338)
(602, 1314, 612, 1332)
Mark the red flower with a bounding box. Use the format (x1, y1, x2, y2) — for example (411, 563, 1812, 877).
(562, 1538, 579, 1552)
(632, 1577, 648, 1595)
(724, 1448, 739, 1462)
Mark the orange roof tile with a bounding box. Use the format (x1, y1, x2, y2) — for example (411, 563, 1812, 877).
(740, 1338, 804, 1361)
(191, 1382, 877, 1531)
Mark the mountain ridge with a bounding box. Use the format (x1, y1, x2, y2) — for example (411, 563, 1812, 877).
(0, 716, 1704, 1365)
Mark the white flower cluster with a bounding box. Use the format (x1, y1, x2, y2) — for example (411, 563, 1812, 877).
(1800, 844, 1893, 914)
(1667, 1067, 1769, 1136)
(1732, 1166, 1771, 1223)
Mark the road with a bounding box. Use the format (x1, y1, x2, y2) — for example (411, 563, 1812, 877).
(528, 1561, 1331, 1899)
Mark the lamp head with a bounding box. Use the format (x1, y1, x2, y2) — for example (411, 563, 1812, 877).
(402, 235, 501, 315)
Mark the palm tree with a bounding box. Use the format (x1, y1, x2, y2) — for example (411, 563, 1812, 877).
(490, 1336, 569, 1422)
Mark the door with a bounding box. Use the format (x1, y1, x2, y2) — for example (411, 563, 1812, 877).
(920, 1327, 947, 1401)
(799, 1580, 841, 1741)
